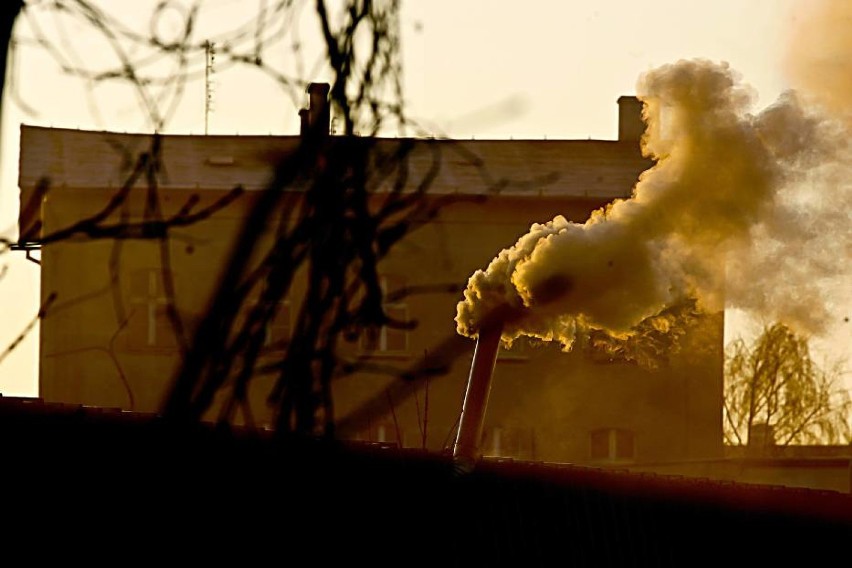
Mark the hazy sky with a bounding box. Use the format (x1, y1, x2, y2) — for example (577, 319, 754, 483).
(1, 0, 847, 396)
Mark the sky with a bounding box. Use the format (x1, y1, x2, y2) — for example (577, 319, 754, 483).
(0, 0, 848, 396)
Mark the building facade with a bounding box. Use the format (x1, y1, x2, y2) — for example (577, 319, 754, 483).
(17, 92, 724, 464)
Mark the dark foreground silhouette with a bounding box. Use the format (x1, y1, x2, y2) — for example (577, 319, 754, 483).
(2, 396, 849, 565)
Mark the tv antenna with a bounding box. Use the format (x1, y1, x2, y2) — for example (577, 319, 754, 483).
(204, 41, 216, 134)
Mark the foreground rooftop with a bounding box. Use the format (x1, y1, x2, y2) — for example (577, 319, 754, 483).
(2, 396, 849, 564)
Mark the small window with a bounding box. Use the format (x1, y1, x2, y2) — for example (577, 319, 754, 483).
(481, 426, 536, 460)
(497, 335, 532, 362)
(235, 299, 291, 355)
(127, 269, 179, 351)
(381, 304, 408, 351)
(590, 428, 635, 462)
(364, 421, 403, 447)
(360, 275, 409, 354)
(263, 300, 291, 353)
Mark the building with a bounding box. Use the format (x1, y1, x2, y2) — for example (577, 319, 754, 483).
(16, 87, 724, 465)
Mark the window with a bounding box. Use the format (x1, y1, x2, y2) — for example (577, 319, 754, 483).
(589, 428, 635, 462)
(235, 299, 292, 355)
(375, 422, 403, 446)
(481, 426, 536, 460)
(360, 274, 409, 354)
(262, 300, 291, 353)
(497, 335, 532, 362)
(357, 421, 404, 447)
(128, 269, 178, 351)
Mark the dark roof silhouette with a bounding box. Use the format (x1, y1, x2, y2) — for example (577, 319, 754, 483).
(2, 396, 849, 565)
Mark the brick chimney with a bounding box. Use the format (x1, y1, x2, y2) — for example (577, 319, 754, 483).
(299, 108, 309, 137)
(303, 83, 330, 137)
(617, 96, 645, 145)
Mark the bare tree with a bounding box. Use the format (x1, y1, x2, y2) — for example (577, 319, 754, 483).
(2, 1, 710, 442)
(1, 0, 505, 437)
(723, 322, 851, 447)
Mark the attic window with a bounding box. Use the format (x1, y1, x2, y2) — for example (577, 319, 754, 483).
(206, 156, 235, 166)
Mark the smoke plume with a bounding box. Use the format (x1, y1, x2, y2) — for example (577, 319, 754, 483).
(456, 58, 850, 350)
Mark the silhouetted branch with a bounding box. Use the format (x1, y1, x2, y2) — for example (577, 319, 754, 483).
(0, 291, 56, 366)
(43, 312, 135, 409)
(4, 1, 559, 443)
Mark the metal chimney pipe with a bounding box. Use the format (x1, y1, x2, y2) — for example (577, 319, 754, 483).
(453, 323, 503, 466)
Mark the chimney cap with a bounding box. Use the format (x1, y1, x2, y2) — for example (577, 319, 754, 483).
(307, 82, 330, 95)
(617, 95, 641, 104)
